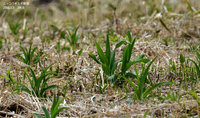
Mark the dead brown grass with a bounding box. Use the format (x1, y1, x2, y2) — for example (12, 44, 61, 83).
(0, 0, 200, 117)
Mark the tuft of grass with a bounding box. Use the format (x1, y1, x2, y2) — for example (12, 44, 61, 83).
(180, 53, 186, 66)
(8, 21, 22, 35)
(15, 44, 40, 65)
(161, 92, 182, 103)
(188, 51, 200, 78)
(89, 31, 149, 86)
(50, 25, 59, 39)
(0, 70, 14, 85)
(189, 92, 200, 106)
(117, 31, 149, 85)
(89, 34, 126, 83)
(34, 95, 69, 118)
(14, 64, 58, 98)
(120, 57, 170, 101)
(65, 26, 81, 52)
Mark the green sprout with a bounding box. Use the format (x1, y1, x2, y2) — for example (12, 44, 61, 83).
(34, 95, 69, 118)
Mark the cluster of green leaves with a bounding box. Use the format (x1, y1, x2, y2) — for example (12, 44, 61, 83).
(0, 70, 14, 85)
(50, 25, 59, 39)
(48, 25, 68, 53)
(89, 31, 149, 86)
(64, 26, 80, 52)
(185, 51, 200, 106)
(15, 44, 40, 65)
(159, 92, 183, 103)
(189, 92, 200, 106)
(89, 31, 169, 100)
(56, 26, 81, 54)
(8, 21, 22, 35)
(117, 32, 149, 85)
(178, 51, 200, 90)
(188, 51, 200, 78)
(179, 53, 188, 89)
(121, 57, 169, 101)
(107, 29, 120, 42)
(14, 64, 58, 98)
(89, 34, 126, 83)
(34, 95, 69, 118)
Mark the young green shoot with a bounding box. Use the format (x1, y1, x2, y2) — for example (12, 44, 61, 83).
(34, 95, 69, 118)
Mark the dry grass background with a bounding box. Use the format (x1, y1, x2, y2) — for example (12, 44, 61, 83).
(0, 0, 200, 117)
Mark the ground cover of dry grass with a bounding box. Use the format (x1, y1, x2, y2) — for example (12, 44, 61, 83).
(0, 0, 200, 117)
